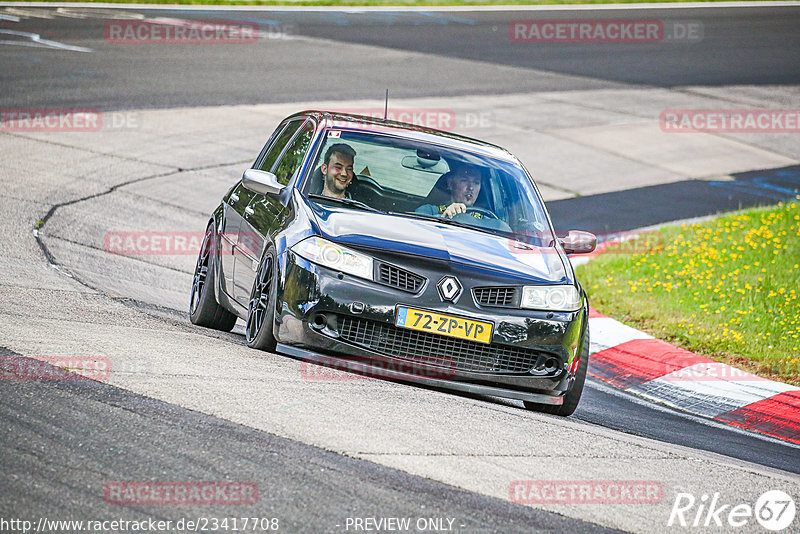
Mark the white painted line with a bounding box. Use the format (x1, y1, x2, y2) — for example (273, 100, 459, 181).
(633, 382, 758, 417)
(0, 29, 92, 52)
(142, 16, 304, 41)
(588, 316, 653, 352)
(3, 7, 54, 18)
(656, 363, 800, 397)
(55, 7, 145, 19)
(631, 375, 800, 417)
(0, 13, 20, 22)
(2, 2, 800, 11)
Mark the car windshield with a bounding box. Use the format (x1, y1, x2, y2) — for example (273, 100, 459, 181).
(301, 129, 554, 246)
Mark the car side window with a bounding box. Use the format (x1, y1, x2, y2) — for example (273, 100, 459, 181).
(272, 120, 316, 186)
(257, 119, 304, 173)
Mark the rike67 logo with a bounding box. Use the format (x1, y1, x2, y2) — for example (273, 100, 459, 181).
(668, 490, 796, 531)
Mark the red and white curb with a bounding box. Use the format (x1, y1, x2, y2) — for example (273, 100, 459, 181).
(587, 308, 800, 445)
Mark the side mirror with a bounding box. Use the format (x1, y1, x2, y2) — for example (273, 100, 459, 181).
(559, 230, 597, 255)
(242, 169, 283, 195)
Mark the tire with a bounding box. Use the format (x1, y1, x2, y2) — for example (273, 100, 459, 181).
(245, 246, 278, 352)
(189, 223, 237, 332)
(524, 324, 589, 417)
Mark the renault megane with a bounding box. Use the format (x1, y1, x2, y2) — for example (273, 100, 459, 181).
(189, 111, 596, 415)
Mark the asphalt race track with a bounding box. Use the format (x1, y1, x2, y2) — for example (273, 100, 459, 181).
(1, 4, 800, 533)
(2, 5, 800, 109)
(1, 348, 618, 534)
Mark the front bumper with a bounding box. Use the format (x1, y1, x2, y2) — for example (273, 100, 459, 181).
(274, 251, 587, 402)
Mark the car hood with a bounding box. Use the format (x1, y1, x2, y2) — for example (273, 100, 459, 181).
(308, 204, 569, 284)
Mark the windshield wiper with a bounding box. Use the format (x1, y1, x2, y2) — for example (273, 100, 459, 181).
(401, 211, 491, 233)
(307, 194, 385, 214)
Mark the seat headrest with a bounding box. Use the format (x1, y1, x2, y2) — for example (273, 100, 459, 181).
(308, 166, 324, 195)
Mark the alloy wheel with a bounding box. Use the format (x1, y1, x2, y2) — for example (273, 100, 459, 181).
(189, 231, 212, 315)
(246, 255, 273, 343)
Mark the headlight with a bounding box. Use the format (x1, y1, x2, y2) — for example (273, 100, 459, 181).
(292, 237, 373, 280)
(521, 285, 581, 312)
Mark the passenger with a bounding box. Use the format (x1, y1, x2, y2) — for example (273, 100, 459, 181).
(320, 143, 356, 199)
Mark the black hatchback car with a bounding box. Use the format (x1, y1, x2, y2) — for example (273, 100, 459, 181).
(190, 111, 596, 416)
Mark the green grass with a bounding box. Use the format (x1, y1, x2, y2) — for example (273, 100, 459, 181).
(576, 200, 800, 385)
(23, 0, 783, 5)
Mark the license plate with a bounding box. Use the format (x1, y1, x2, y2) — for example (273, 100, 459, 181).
(395, 306, 493, 344)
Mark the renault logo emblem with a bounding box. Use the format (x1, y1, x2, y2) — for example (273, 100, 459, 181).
(437, 276, 462, 302)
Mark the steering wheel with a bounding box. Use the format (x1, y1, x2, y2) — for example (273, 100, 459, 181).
(465, 207, 499, 220)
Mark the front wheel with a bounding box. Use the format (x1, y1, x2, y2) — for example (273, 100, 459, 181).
(524, 324, 589, 417)
(189, 223, 237, 332)
(245, 247, 278, 351)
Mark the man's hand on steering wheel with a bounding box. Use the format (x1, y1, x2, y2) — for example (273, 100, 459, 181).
(442, 203, 499, 220)
(441, 202, 467, 219)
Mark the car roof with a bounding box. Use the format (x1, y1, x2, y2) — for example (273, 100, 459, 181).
(289, 110, 520, 164)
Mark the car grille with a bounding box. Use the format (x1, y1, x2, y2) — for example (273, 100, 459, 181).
(338, 316, 546, 374)
(473, 286, 518, 307)
(376, 262, 425, 293)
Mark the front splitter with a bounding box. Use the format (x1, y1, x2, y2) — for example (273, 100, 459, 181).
(276, 343, 563, 405)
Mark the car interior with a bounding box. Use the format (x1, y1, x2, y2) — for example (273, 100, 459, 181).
(302, 130, 551, 239)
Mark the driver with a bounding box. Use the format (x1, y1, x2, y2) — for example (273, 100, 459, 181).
(416, 164, 492, 220)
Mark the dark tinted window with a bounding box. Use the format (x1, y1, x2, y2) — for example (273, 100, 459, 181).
(257, 119, 304, 173)
(273, 120, 315, 186)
